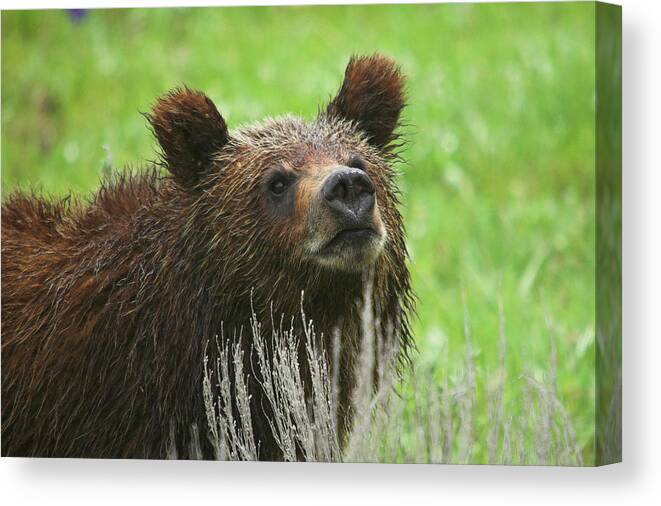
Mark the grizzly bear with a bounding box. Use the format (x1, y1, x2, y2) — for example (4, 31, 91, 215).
(1, 54, 414, 460)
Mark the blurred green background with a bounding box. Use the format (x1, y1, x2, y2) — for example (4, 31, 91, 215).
(1, 2, 596, 462)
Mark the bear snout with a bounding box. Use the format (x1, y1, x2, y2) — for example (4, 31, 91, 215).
(301, 165, 386, 271)
(321, 166, 375, 230)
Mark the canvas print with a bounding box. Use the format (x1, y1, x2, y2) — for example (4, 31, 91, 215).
(0, 2, 621, 465)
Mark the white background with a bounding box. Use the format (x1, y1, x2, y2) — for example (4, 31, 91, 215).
(0, 0, 658, 504)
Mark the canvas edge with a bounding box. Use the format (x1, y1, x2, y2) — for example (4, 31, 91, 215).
(595, 0, 622, 467)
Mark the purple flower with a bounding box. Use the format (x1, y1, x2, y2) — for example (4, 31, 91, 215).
(67, 9, 88, 24)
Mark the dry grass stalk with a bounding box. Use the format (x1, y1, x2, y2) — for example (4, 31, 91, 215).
(201, 289, 585, 465)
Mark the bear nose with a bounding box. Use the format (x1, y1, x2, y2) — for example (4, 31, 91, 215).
(322, 167, 375, 225)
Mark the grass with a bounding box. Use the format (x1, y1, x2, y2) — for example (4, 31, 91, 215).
(1, 3, 598, 463)
(199, 288, 583, 465)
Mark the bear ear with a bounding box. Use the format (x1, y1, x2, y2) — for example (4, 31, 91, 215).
(147, 87, 229, 187)
(325, 54, 406, 152)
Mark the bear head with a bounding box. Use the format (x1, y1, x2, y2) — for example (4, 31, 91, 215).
(147, 54, 406, 275)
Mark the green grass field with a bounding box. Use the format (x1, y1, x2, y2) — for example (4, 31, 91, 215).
(1, 3, 597, 463)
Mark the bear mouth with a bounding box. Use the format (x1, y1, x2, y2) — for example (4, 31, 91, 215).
(307, 225, 385, 271)
(322, 227, 377, 251)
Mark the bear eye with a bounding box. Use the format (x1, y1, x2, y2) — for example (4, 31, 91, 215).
(347, 155, 366, 171)
(269, 177, 289, 196)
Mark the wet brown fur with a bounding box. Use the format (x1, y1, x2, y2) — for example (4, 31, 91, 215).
(1, 54, 414, 460)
